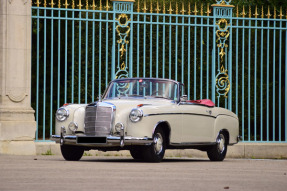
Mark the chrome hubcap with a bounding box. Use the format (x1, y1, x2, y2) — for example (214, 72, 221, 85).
(217, 134, 225, 153)
(154, 133, 163, 154)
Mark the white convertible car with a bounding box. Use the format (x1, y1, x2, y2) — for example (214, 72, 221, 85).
(52, 78, 240, 162)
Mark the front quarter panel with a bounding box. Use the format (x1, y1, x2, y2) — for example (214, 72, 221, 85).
(214, 115, 239, 144)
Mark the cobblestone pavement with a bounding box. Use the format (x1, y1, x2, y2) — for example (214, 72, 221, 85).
(0, 155, 286, 191)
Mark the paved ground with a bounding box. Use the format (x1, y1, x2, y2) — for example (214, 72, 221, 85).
(0, 155, 286, 191)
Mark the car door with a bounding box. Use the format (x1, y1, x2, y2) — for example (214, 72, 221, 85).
(180, 104, 215, 143)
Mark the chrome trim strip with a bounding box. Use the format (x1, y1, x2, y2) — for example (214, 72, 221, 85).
(144, 113, 216, 118)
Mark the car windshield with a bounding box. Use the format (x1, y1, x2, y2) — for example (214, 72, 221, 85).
(103, 79, 179, 101)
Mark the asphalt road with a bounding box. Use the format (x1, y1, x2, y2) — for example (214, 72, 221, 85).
(0, 155, 286, 191)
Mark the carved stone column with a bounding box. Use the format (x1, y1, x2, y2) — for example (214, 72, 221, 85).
(0, 0, 36, 154)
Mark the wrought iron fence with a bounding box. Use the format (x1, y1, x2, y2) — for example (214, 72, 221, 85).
(31, 0, 287, 143)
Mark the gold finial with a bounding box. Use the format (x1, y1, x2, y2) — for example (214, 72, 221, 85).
(253, 5, 259, 18)
(205, 3, 211, 16)
(200, 3, 203, 16)
(44, 0, 46, 7)
(155, 0, 160, 14)
(99, 0, 102, 10)
(266, 5, 271, 18)
(221, 0, 226, 5)
(90, 0, 96, 10)
(150, 1, 153, 13)
(104, 0, 110, 11)
(180, 2, 185, 15)
(274, 7, 276, 19)
(193, 2, 198, 15)
(143, 0, 147, 13)
(175, 2, 178, 14)
(188, 2, 191, 15)
(35, 0, 41, 7)
(77, 0, 83, 9)
(50, 0, 55, 8)
(85, 0, 88, 10)
(278, 6, 283, 19)
(163, 0, 166, 14)
(249, 5, 251, 18)
(240, 6, 246, 18)
(63, 0, 69, 8)
(261, 5, 264, 18)
(58, 0, 60, 8)
(167, 1, 173, 14)
(137, 0, 139, 12)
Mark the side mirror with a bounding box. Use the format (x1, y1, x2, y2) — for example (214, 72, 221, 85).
(180, 95, 187, 102)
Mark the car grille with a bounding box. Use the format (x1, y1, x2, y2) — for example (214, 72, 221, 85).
(84, 105, 113, 136)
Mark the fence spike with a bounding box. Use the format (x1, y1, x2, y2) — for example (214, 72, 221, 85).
(137, 0, 139, 12)
(200, 3, 203, 16)
(253, 5, 259, 18)
(240, 5, 246, 18)
(180, 2, 185, 15)
(63, 0, 69, 9)
(104, 0, 110, 11)
(249, 5, 251, 18)
(99, 0, 102, 10)
(77, 0, 82, 9)
(58, 0, 60, 8)
(167, 1, 173, 14)
(143, 0, 147, 13)
(266, 5, 271, 18)
(193, 2, 198, 15)
(50, 0, 55, 8)
(44, 0, 46, 7)
(163, 0, 165, 14)
(150, 0, 153, 13)
(35, 0, 41, 7)
(90, 0, 96, 10)
(278, 6, 283, 19)
(274, 7, 276, 19)
(261, 5, 264, 18)
(175, 2, 178, 14)
(155, 0, 160, 14)
(205, 3, 211, 16)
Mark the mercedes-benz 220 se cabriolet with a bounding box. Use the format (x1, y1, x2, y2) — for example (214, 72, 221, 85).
(52, 78, 240, 162)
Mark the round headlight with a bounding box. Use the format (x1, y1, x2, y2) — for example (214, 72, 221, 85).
(129, 108, 143, 123)
(68, 122, 78, 132)
(56, 107, 69, 121)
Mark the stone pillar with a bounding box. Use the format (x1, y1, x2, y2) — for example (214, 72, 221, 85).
(0, 0, 36, 155)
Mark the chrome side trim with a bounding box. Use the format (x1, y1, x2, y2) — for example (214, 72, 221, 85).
(144, 113, 216, 119)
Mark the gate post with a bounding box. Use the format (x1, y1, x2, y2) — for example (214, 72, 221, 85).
(211, 0, 234, 109)
(0, 0, 36, 154)
(111, 0, 135, 79)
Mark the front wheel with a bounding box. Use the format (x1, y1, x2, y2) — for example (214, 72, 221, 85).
(207, 132, 228, 161)
(130, 146, 144, 160)
(142, 128, 166, 162)
(61, 145, 84, 161)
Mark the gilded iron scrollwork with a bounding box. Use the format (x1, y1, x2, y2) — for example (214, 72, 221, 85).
(115, 13, 131, 82)
(214, 3, 233, 99)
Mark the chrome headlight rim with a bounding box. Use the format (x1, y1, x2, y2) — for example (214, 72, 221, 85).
(56, 107, 69, 122)
(129, 108, 143, 123)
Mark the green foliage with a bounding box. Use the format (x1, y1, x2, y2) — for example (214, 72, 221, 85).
(41, 149, 53, 155)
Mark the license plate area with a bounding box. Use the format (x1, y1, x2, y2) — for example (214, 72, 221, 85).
(77, 136, 107, 144)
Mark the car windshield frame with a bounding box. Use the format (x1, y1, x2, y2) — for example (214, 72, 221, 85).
(102, 78, 181, 101)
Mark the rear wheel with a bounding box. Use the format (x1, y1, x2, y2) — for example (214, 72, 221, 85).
(207, 132, 228, 161)
(142, 128, 166, 162)
(61, 145, 84, 161)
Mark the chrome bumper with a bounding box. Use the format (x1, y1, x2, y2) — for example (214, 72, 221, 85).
(51, 134, 153, 147)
